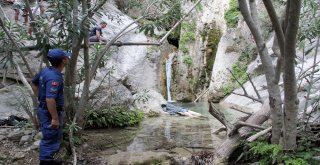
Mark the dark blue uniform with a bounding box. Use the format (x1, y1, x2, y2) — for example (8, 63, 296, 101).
(32, 67, 64, 161)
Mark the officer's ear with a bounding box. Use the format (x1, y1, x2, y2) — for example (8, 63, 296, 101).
(62, 57, 69, 64)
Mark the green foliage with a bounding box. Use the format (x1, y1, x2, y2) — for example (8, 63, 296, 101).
(298, 0, 320, 44)
(224, 0, 240, 28)
(180, 31, 196, 44)
(222, 84, 236, 95)
(115, 0, 142, 14)
(284, 158, 309, 165)
(85, 106, 144, 128)
(180, 46, 189, 54)
(139, 1, 181, 36)
(183, 55, 193, 66)
(220, 43, 255, 95)
(201, 27, 222, 80)
(179, 21, 196, 56)
(0, 21, 27, 56)
(249, 141, 283, 164)
(239, 140, 320, 165)
(196, 3, 203, 12)
(231, 61, 248, 84)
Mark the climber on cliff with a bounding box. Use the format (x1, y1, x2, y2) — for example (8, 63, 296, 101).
(89, 21, 109, 43)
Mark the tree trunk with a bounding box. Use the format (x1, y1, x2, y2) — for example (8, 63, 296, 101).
(65, 0, 82, 122)
(76, 0, 91, 128)
(238, 0, 283, 144)
(282, 0, 301, 151)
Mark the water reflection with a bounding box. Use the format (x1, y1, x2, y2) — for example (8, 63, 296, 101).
(127, 102, 225, 152)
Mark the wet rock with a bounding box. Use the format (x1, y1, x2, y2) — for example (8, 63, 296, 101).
(171, 156, 191, 165)
(7, 129, 24, 141)
(19, 135, 33, 145)
(34, 132, 42, 140)
(23, 130, 32, 135)
(30, 140, 40, 150)
(7, 115, 28, 126)
(208, 90, 225, 103)
(107, 151, 170, 165)
(134, 89, 166, 113)
(0, 128, 10, 135)
(12, 152, 26, 161)
(0, 135, 6, 141)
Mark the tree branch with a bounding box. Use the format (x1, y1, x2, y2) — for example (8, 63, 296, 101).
(0, 17, 34, 77)
(262, 0, 285, 56)
(232, 92, 263, 103)
(302, 37, 319, 122)
(247, 74, 261, 99)
(208, 102, 232, 132)
(227, 68, 262, 103)
(247, 126, 272, 142)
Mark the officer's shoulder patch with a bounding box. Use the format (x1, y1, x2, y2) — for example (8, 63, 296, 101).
(51, 81, 59, 86)
(50, 88, 58, 92)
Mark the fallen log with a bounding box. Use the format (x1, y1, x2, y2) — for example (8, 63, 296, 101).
(212, 99, 270, 164)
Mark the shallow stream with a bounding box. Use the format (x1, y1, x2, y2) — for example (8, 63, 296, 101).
(82, 102, 243, 164)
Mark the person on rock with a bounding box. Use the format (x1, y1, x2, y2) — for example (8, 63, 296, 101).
(12, 0, 30, 24)
(31, 48, 70, 165)
(89, 21, 108, 43)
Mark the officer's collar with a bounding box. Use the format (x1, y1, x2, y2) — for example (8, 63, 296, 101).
(48, 66, 63, 75)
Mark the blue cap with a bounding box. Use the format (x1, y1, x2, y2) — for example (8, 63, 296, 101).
(47, 48, 71, 61)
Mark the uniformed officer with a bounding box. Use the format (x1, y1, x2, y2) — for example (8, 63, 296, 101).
(31, 48, 70, 165)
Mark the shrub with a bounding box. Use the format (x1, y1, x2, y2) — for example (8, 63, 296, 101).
(238, 140, 319, 165)
(224, 0, 240, 28)
(183, 55, 193, 65)
(85, 106, 144, 128)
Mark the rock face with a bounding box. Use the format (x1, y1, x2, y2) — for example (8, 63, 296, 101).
(222, 39, 320, 116)
(207, 19, 253, 103)
(207, 30, 241, 102)
(73, 2, 173, 112)
(172, 0, 229, 102)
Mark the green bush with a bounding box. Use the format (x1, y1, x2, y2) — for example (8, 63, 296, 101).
(231, 61, 248, 84)
(249, 141, 283, 165)
(240, 141, 319, 165)
(224, 0, 240, 28)
(85, 106, 144, 128)
(183, 55, 193, 65)
(179, 21, 196, 55)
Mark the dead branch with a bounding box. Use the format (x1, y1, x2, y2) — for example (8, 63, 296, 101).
(302, 37, 319, 122)
(227, 68, 247, 95)
(213, 127, 227, 134)
(208, 102, 232, 132)
(247, 126, 272, 142)
(232, 92, 263, 103)
(238, 99, 270, 137)
(227, 68, 262, 103)
(237, 121, 267, 130)
(194, 88, 210, 102)
(229, 105, 253, 115)
(247, 74, 261, 99)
